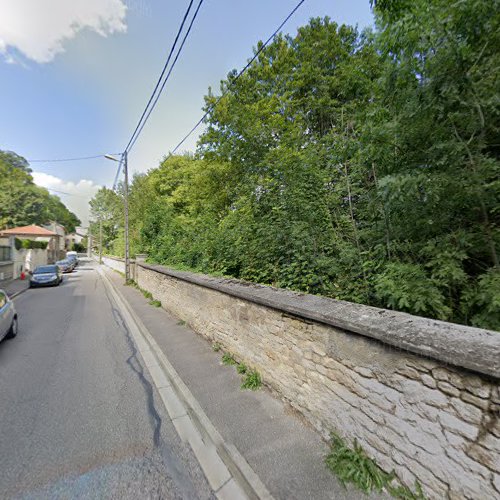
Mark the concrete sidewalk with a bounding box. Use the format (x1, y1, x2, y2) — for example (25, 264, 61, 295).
(105, 266, 382, 500)
(1, 277, 30, 298)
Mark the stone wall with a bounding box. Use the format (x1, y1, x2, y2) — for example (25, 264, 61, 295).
(101, 255, 125, 274)
(99, 255, 136, 281)
(133, 263, 500, 499)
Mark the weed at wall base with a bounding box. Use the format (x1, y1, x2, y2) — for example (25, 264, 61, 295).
(325, 433, 426, 499)
(241, 370, 261, 390)
(125, 279, 161, 308)
(220, 351, 262, 390)
(222, 352, 237, 365)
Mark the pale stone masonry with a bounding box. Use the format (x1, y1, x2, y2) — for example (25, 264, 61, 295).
(105, 256, 500, 499)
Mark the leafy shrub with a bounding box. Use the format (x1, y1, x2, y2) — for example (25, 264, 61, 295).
(374, 262, 451, 320)
(17, 239, 48, 250)
(462, 269, 500, 330)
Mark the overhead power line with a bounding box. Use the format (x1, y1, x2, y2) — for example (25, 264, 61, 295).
(46, 188, 88, 198)
(124, 0, 202, 154)
(28, 154, 119, 163)
(169, 0, 306, 156)
(127, 0, 205, 153)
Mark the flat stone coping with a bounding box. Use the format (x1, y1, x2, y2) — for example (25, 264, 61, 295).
(135, 262, 500, 379)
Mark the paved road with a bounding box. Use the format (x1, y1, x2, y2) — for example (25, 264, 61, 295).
(0, 259, 214, 499)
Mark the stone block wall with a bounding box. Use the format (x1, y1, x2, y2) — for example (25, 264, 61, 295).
(100, 255, 125, 274)
(100, 255, 137, 281)
(134, 263, 500, 499)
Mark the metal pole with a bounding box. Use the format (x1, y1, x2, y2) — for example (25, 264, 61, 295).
(99, 218, 103, 264)
(123, 151, 130, 282)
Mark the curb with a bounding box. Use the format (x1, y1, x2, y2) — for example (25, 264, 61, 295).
(98, 266, 273, 500)
(9, 285, 29, 299)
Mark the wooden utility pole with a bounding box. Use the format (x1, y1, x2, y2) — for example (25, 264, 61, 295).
(99, 218, 103, 264)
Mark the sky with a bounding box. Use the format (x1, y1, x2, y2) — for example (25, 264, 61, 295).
(0, 0, 374, 226)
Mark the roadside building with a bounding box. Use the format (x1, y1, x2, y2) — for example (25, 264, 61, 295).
(43, 222, 66, 260)
(0, 236, 14, 282)
(0, 225, 58, 277)
(65, 226, 87, 250)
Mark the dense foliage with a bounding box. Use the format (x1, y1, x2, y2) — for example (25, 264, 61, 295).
(93, 0, 499, 329)
(0, 150, 80, 232)
(14, 238, 49, 250)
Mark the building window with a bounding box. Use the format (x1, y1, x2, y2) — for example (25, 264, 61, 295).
(0, 246, 11, 262)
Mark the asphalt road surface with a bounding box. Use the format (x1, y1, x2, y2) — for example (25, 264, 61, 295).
(0, 259, 214, 499)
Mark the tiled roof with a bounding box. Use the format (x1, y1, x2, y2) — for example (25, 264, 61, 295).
(0, 225, 58, 237)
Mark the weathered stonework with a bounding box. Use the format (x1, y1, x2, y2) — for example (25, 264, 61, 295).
(129, 261, 500, 499)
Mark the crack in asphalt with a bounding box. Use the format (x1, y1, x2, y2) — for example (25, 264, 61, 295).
(103, 285, 162, 447)
(101, 279, 208, 499)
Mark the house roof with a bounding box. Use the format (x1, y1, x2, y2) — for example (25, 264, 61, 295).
(0, 225, 58, 237)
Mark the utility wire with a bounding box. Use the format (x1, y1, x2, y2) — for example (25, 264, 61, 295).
(46, 187, 87, 198)
(124, 0, 196, 153)
(28, 154, 119, 163)
(126, 0, 204, 154)
(127, 0, 205, 153)
(169, 0, 306, 156)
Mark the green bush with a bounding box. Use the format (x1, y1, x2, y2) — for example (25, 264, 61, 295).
(17, 239, 48, 250)
(71, 242, 86, 252)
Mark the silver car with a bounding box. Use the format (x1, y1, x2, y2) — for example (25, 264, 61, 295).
(0, 289, 18, 341)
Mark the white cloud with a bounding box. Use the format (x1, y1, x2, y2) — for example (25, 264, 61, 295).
(0, 0, 127, 63)
(32, 171, 101, 226)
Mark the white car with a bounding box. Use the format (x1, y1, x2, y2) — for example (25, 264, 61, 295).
(0, 289, 18, 341)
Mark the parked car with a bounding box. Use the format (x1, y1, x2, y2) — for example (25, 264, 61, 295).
(66, 254, 78, 267)
(56, 259, 74, 273)
(30, 265, 63, 287)
(0, 290, 18, 341)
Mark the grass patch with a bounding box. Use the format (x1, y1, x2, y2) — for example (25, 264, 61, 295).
(149, 299, 161, 307)
(236, 363, 247, 374)
(222, 353, 237, 365)
(325, 433, 426, 499)
(212, 342, 221, 352)
(177, 320, 186, 326)
(241, 369, 261, 390)
(142, 290, 153, 300)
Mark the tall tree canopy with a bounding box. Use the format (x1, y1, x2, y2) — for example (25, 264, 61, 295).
(92, 1, 499, 330)
(89, 187, 124, 255)
(0, 149, 80, 232)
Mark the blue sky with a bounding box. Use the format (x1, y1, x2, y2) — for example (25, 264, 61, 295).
(0, 0, 373, 225)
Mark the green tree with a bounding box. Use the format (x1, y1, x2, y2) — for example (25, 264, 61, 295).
(89, 187, 123, 254)
(0, 149, 80, 231)
(98, 7, 500, 329)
